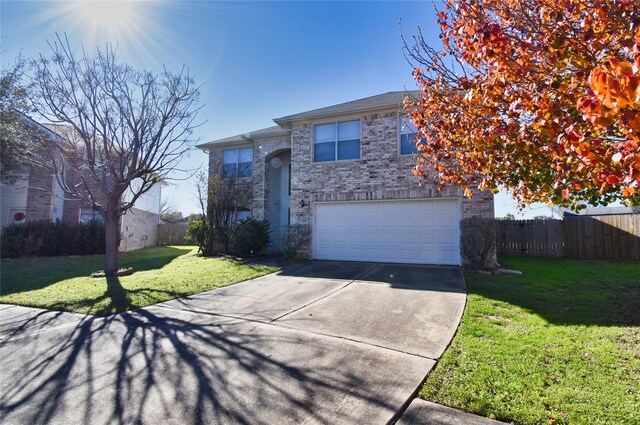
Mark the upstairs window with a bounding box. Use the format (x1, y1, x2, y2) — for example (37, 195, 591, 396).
(400, 115, 423, 155)
(223, 147, 252, 179)
(314, 120, 360, 162)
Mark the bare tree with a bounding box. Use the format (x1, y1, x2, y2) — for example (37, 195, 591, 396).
(159, 197, 184, 223)
(29, 35, 201, 276)
(195, 173, 248, 256)
(159, 197, 177, 215)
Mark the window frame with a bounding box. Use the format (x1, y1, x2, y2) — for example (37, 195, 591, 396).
(222, 146, 253, 179)
(399, 114, 421, 156)
(313, 119, 361, 163)
(79, 208, 103, 223)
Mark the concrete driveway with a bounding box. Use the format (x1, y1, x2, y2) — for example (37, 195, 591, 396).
(0, 261, 466, 425)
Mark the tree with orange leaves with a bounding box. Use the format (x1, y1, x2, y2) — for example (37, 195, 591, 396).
(404, 0, 639, 209)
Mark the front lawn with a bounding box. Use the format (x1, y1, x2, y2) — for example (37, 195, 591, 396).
(421, 257, 640, 425)
(0, 246, 279, 316)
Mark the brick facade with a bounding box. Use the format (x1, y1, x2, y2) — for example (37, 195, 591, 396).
(24, 165, 56, 222)
(206, 109, 495, 259)
(207, 138, 292, 220)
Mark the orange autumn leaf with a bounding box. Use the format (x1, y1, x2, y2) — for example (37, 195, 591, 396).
(405, 0, 640, 209)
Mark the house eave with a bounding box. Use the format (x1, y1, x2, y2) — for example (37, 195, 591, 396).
(196, 127, 291, 152)
(273, 90, 419, 127)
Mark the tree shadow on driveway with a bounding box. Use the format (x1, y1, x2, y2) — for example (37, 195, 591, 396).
(0, 305, 416, 425)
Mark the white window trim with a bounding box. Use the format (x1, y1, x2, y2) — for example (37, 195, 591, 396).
(313, 119, 362, 163)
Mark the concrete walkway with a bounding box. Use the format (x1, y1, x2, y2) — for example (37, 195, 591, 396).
(0, 261, 470, 424)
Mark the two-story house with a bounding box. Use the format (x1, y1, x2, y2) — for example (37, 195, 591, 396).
(197, 91, 494, 265)
(0, 119, 164, 252)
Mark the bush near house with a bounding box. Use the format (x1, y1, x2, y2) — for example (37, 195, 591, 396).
(280, 224, 312, 260)
(185, 218, 208, 252)
(230, 218, 271, 257)
(1, 219, 105, 258)
(460, 216, 496, 270)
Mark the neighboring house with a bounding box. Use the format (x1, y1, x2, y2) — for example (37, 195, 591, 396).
(117, 180, 165, 252)
(197, 91, 494, 265)
(0, 121, 164, 252)
(564, 206, 637, 216)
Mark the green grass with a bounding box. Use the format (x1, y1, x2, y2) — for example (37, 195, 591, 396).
(0, 246, 279, 316)
(420, 257, 640, 425)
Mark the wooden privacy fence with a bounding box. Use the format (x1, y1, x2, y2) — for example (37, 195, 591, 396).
(157, 222, 188, 245)
(564, 214, 640, 260)
(496, 219, 564, 257)
(496, 215, 640, 260)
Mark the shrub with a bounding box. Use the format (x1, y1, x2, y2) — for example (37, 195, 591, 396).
(230, 218, 271, 257)
(186, 219, 208, 253)
(193, 174, 250, 256)
(279, 225, 311, 259)
(1, 234, 43, 258)
(0, 219, 105, 258)
(460, 216, 496, 270)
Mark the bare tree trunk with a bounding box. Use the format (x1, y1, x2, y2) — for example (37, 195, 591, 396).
(102, 188, 125, 276)
(104, 210, 120, 277)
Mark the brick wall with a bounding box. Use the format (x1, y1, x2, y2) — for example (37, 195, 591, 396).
(60, 167, 110, 224)
(290, 112, 455, 223)
(25, 165, 55, 222)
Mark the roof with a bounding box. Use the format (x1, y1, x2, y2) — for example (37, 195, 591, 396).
(196, 90, 419, 151)
(42, 123, 79, 144)
(573, 206, 636, 216)
(273, 90, 419, 126)
(196, 125, 291, 150)
(15, 114, 64, 142)
(42, 123, 169, 186)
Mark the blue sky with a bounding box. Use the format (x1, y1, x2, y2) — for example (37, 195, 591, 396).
(1, 0, 552, 218)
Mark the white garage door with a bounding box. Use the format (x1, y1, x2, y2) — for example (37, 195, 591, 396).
(313, 199, 460, 265)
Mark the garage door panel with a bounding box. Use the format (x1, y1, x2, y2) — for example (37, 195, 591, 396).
(417, 215, 434, 227)
(363, 233, 380, 243)
(436, 231, 456, 244)
(438, 249, 457, 263)
(397, 216, 414, 227)
(419, 249, 436, 261)
(313, 199, 460, 265)
(397, 232, 415, 243)
(382, 232, 398, 243)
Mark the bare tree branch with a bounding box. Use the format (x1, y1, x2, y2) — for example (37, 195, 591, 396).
(27, 34, 202, 275)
